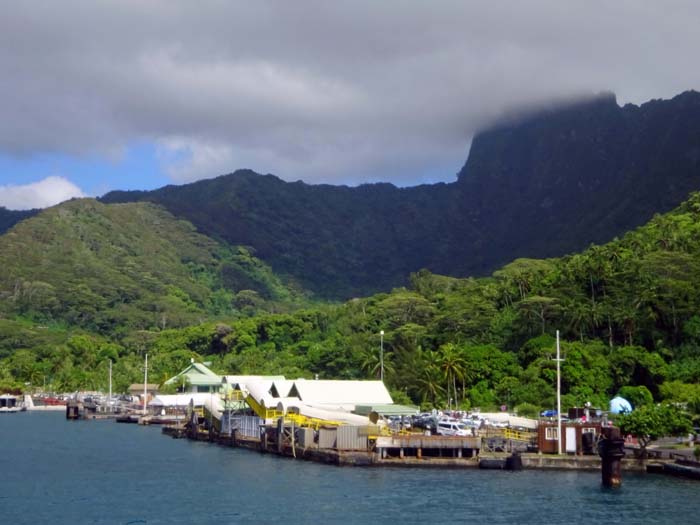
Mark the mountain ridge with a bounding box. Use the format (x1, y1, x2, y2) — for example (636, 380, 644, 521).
(0, 207, 37, 233)
(0, 199, 304, 335)
(100, 90, 700, 298)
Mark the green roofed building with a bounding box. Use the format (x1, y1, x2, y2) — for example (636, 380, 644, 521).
(353, 404, 420, 417)
(164, 361, 222, 393)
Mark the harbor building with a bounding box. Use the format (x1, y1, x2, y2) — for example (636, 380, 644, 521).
(163, 361, 223, 393)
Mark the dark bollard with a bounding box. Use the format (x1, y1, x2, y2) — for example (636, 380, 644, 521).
(598, 426, 625, 488)
(66, 400, 80, 419)
(506, 452, 523, 471)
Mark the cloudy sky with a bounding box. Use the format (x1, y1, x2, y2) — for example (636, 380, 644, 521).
(1, 1, 699, 209)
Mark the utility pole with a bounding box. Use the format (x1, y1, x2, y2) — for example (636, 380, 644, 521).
(380, 330, 384, 383)
(143, 354, 148, 415)
(555, 330, 564, 455)
(108, 360, 112, 413)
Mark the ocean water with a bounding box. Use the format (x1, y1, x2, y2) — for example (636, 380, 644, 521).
(1, 412, 698, 524)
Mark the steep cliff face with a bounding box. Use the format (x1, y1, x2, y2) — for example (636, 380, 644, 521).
(95, 90, 700, 298)
(102, 172, 457, 298)
(456, 90, 700, 267)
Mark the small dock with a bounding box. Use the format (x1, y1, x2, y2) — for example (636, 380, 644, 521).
(162, 418, 492, 467)
(375, 435, 480, 461)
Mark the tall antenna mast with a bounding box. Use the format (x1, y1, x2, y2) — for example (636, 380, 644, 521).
(143, 354, 148, 415)
(109, 360, 112, 412)
(555, 330, 564, 455)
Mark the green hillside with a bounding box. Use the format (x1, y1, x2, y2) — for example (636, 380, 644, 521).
(0, 207, 36, 233)
(142, 191, 700, 412)
(101, 92, 700, 299)
(3, 193, 700, 417)
(0, 199, 304, 336)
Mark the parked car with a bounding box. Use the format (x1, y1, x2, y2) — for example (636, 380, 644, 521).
(436, 420, 472, 437)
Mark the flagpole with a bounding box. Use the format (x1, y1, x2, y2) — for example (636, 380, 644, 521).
(143, 354, 148, 415)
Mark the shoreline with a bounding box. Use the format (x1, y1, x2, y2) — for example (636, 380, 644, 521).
(162, 425, 653, 472)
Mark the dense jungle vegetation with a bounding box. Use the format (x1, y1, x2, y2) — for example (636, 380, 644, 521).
(2, 193, 700, 420)
(101, 91, 700, 298)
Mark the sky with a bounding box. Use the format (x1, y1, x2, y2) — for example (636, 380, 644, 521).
(1, 1, 700, 210)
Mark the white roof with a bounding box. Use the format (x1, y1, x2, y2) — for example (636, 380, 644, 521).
(244, 380, 278, 408)
(222, 375, 285, 389)
(149, 394, 212, 407)
(274, 397, 303, 413)
(204, 394, 224, 419)
(478, 412, 538, 430)
(270, 380, 295, 398)
(289, 379, 393, 407)
(287, 403, 371, 426)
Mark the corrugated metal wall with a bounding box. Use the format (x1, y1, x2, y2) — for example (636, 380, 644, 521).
(296, 427, 315, 448)
(336, 426, 369, 451)
(227, 415, 262, 438)
(318, 428, 337, 449)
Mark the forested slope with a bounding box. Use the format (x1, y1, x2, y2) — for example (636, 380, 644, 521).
(0, 207, 36, 233)
(0, 199, 304, 336)
(3, 193, 700, 417)
(102, 91, 700, 298)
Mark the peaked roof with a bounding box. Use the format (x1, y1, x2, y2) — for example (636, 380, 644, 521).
(164, 362, 221, 385)
(222, 375, 285, 389)
(128, 383, 159, 392)
(269, 380, 294, 398)
(288, 379, 393, 406)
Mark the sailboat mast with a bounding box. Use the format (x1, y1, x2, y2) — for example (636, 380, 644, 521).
(109, 360, 112, 412)
(143, 354, 148, 414)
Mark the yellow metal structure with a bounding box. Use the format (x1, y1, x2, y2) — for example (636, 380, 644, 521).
(225, 390, 245, 401)
(501, 428, 537, 442)
(243, 394, 345, 429)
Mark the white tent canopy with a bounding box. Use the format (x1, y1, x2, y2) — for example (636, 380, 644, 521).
(149, 393, 212, 407)
(222, 375, 285, 389)
(476, 412, 538, 430)
(287, 404, 371, 426)
(270, 380, 295, 398)
(244, 380, 278, 408)
(288, 379, 393, 410)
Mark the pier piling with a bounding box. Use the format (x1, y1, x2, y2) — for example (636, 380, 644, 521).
(598, 426, 625, 488)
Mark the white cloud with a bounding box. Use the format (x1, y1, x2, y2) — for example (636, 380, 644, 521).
(0, 176, 86, 210)
(157, 139, 238, 183)
(1, 2, 700, 186)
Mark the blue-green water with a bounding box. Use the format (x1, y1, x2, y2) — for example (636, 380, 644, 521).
(1, 412, 698, 524)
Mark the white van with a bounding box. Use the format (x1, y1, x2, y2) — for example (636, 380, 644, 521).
(436, 420, 471, 437)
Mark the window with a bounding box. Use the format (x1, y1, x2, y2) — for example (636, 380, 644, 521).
(582, 427, 596, 435)
(545, 427, 558, 440)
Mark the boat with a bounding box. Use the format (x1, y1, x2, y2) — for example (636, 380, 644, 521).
(0, 394, 26, 413)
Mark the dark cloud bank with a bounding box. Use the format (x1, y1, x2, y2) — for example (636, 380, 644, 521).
(1, 1, 699, 187)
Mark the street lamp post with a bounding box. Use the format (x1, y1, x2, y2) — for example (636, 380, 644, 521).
(380, 330, 384, 383)
(555, 330, 564, 455)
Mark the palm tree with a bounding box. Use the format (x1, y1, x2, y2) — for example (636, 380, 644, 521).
(360, 347, 394, 381)
(438, 343, 466, 408)
(416, 366, 445, 407)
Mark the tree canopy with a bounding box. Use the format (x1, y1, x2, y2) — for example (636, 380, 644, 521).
(2, 192, 700, 423)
